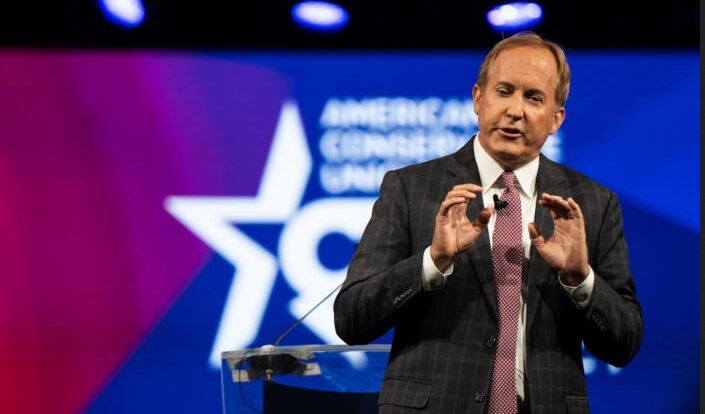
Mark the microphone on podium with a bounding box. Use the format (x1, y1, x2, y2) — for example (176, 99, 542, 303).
(240, 282, 344, 381)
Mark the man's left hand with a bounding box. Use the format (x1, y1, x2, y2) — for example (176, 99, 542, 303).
(528, 193, 589, 286)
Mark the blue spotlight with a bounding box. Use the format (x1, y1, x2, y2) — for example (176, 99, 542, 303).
(291, 1, 349, 33)
(487, 2, 542, 31)
(98, 0, 145, 29)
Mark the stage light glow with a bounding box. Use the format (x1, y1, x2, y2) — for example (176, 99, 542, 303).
(487, 2, 542, 31)
(99, 0, 145, 28)
(291, 1, 349, 32)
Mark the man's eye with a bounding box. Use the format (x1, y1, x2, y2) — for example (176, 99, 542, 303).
(497, 88, 511, 95)
(528, 95, 543, 103)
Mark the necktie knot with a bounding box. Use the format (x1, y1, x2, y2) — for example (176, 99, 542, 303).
(500, 171, 517, 191)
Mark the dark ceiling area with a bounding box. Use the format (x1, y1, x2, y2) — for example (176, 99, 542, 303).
(0, 0, 699, 50)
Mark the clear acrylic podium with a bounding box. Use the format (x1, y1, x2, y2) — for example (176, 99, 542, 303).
(221, 344, 391, 413)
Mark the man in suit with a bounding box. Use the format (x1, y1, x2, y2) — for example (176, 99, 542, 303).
(333, 32, 643, 413)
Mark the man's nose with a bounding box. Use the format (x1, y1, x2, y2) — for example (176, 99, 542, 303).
(506, 95, 524, 120)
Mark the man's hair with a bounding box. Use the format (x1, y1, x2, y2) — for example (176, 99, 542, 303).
(476, 31, 571, 108)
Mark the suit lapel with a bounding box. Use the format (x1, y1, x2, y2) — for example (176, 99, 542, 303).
(525, 156, 569, 335)
(446, 138, 498, 322)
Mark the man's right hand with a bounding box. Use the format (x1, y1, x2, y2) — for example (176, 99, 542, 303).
(430, 184, 492, 272)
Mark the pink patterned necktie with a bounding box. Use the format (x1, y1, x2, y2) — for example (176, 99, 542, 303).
(487, 171, 523, 414)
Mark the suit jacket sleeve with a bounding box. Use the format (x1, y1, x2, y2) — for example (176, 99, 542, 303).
(334, 169, 426, 345)
(581, 190, 643, 367)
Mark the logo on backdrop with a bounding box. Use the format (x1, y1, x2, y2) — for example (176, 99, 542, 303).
(164, 97, 588, 372)
(318, 97, 475, 194)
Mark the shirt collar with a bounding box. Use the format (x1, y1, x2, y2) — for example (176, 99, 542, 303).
(472, 135, 539, 197)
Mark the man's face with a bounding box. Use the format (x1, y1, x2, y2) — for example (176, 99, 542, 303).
(472, 46, 565, 170)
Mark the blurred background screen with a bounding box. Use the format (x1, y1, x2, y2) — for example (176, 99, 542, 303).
(0, 1, 698, 413)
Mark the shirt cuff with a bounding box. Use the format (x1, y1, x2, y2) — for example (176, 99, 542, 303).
(559, 266, 595, 308)
(421, 246, 454, 291)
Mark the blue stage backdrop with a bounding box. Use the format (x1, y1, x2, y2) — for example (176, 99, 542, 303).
(0, 50, 697, 413)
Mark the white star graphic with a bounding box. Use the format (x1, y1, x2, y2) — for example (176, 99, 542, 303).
(165, 100, 312, 368)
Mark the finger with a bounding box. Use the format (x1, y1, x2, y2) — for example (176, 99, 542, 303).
(473, 207, 492, 227)
(445, 189, 479, 201)
(438, 197, 467, 216)
(566, 197, 583, 220)
(528, 223, 545, 246)
(541, 193, 571, 209)
(448, 203, 457, 225)
(451, 201, 469, 225)
(538, 198, 566, 219)
(540, 193, 573, 218)
(451, 183, 484, 194)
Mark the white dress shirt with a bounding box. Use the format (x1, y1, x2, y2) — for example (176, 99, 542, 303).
(421, 137, 595, 401)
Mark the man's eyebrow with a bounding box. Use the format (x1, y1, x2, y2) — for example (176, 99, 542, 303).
(494, 81, 547, 97)
(495, 81, 515, 88)
(524, 88, 546, 96)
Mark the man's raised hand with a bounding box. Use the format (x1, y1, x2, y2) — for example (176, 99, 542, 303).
(430, 184, 492, 272)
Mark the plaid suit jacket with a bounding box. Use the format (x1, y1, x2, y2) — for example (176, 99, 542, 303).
(334, 138, 643, 414)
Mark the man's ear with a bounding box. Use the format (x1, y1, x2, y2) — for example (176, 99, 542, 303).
(472, 84, 482, 115)
(550, 106, 566, 134)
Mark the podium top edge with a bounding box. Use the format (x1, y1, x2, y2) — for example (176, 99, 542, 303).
(221, 344, 391, 360)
